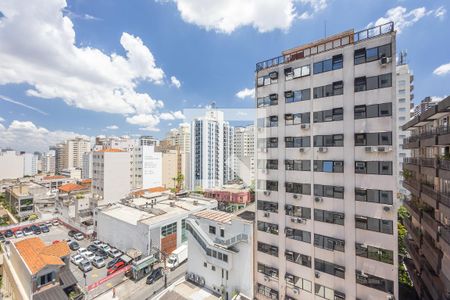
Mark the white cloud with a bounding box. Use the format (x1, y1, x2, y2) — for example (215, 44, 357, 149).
(106, 125, 119, 130)
(0, 117, 4, 122)
(434, 62, 450, 76)
(0, 0, 165, 117)
(0, 120, 90, 152)
(160, 110, 185, 120)
(170, 76, 181, 88)
(236, 88, 255, 99)
(434, 6, 446, 20)
(0, 94, 48, 115)
(126, 114, 160, 131)
(369, 6, 427, 34)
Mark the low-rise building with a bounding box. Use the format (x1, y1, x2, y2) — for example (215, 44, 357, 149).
(37, 175, 74, 192)
(1, 237, 79, 300)
(186, 207, 255, 300)
(60, 168, 82, 180)
(204, 186, 254, 212)
(56, 183, 93, 226)
(5, 184, 35, 221)
(96, 192, 217, 256)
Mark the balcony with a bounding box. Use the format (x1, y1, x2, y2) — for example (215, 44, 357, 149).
(438, 193, 450, 220)
(437, 125, 450, 145)
(420, 128, 438, 147)
(421, 211, 439, 241)
(405, 237, 422, 272)
(404, 217, 421, 243)
(420, 158, 439, 177)
(403, 136, 420, 149)
(421, 265, 447, 300)
(438, 159, 450, 181)
(404, 200, 421, 222)
(421, 235, 442, 274)
(404, 157, 420, 173)
(403, 178, 421, 196)
(421, 184, 439, 209)
(438, 226, 450, 255)
(404, 257, 422, 296)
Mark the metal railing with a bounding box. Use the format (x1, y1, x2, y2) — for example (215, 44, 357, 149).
(353, 22, 394, 43)
(214, 233, 248, 247)
(403, 157, 419, 165)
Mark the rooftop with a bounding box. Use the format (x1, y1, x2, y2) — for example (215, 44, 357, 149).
(131, 186, 168, 197)
(43, 175, 67, 180)
(192, 210, 233, 224)
(14, 237, 70, 274)
(95, 148, 125, 153)
(58, 183, 88, 193)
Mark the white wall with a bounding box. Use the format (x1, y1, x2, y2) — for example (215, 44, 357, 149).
(103, 152, 130, 203)
(0, 151, 25, 180)
(142, 145, 162, 189)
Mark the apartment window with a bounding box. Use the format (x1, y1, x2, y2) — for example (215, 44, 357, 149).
(313, 108, 343, 123)
(355, 188, 393, 205)
(356, 271, 394, 294)
(313, 81, 344, 99)
(257, 72, 278, 87)
(257, 200, 278, 213)
(315, 259, 345, 279)
(355, 215, 393, 234)
(285, 65, 311, 80)
(257, 116, 278, 127)
(257, 221, 279, 235)
(285, 160, 311, 171)
(257, 159, 278, 170)
(285, 112, 310, 125)
(314, 209, 344, 225)
(285, 227, 311, 243)
(220, 229, 224, 238)
(204, 262, 207, 268)
(258, 263, 279, 279)
(285, 205, 311, 219)
(257, 180, 278, 191)
(314, 184, 344, 199)
(355, 243, 393, 264)
(285, 136, 311, 148)
(257, 242, 278, 257)
(209, 226, 216, 235)
(354, 103, 392, 119)
(314, 234, 345, 252)
(313, 55, 343, 74)
(354, 132, 392, 146)
(258, 138, 278, 148)
(285, 182, 311, 195)
(161, 222, 177, 237)
(315, 284, 346, 300)
(399, 98, 406, 103)
(285, 273, 312, 292)
(355, 161, 393, 175)
(354, 43, 392, 65)
(257, 284, 279, 299)
(285, 89, 311, 103)
(257, 94, 278, 107)
(354, 73, 392, 92)
(285, 250, 312, 268)
(39, 272, 55, 286)
(314, 134, 344, 147)
(314, 160, 344, 173)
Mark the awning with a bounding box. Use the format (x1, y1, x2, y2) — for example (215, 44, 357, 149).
(59, 269, 78, 289)
(33, 286, 69, 300)
(133, 256, 158, 271)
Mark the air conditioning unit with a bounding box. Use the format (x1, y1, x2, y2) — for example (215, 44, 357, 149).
(293, 194, 300, 199)
(378, 146, 392, 152)
(264, 191, 271, 196)
(264, 276, 269, 282)
(264, 212, 270, 217)
(360, 271, 369, 278)
(314, 196, 323, 203)
(383, 205, 392, 212)
(380, 56, 392, 65)
(315, 271, 320, 278)
(365, 146, 374, 152)
(292, 217, 306, 224)
(318, 147, 328, 153)
(299, 147, 305, 153)
(301, 124, 310, 130)
(293, 288, 300, 295)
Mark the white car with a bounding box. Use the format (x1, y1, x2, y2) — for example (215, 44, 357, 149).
(92, 256, 106, 268)
(108, 248, 122, 258)
(92, 240, 102, 246)
(14, 230, 24, 238)
(71, 254, 84, 265)
(98, 243, 111, 252)
(52, 220, 59, 226)
(74, 233, 84, 241)
(45, 221, 53, 227)
(78, 248, 88, 256)
(83, 251, 95, 261)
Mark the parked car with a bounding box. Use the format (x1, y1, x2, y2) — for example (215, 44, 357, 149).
(108, 248, 122, 258)
(45, 220, 53, 227)
(98, 243, 111, 252)
(74, 233, 84, 241)
(107, 261, 125, 276)
(96, 249, 109, 260)
(146, 267, 163, 284)
(40, 225, 50, 233)
(23, 227, 33, 236)
(5, 230, 13, 238)
(31, 225, 39, 231)
(52, 220, 59, 226)
(68, 241, 80, 251)
(33, 228, 42, 235)
(71, 254, 84, 265)
(83, 251, 95, 261)
(0, 233, 5, 242)
(87, 244, 98, 252)
(107, 257, 122, 269)
(78, 248, 88, 256)
(68, 230, 78, 237)
(92, 256, 106, 268)
(78, 259, 93, 272)
(14, 230, 24, 238)
(92, 240, 102, 246)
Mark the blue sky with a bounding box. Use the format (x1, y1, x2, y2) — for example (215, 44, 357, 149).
(0, 0, 449, 152)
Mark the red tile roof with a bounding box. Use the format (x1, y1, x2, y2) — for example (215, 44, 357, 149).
(131, 186, 167, 196)
(43, 175, 66, 180)
(58, 183, 87, 193)
(95, 148, 125, 153)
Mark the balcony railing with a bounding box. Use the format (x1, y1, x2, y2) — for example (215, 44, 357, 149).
(420, 128, 438, 139)
(439, 226, 450, 246)
(422, 236, 442, 274)
(403, 200, 421, 222)
(404, 217, 421, 242)
(422, 211, 439, 240)
(439, 159, 450, 171)
(404, 157, 419, 165)
(421, 158, 437, 168)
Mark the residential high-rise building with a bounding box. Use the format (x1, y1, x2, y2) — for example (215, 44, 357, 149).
(53, 143, 65, 173)
(64, 137, 91, 169)
(396, 56, 414, 198)
(82, 151, 93, 179)
(255, 23, 398, 300)
(234, 125, 255, 185)
(160, 149, 178, 189)
(402, 96, 450, 299)
(41, 150, 56, 174)
(0, 150, 24, 180)
(22, 153, 38, 176)
(412, 96, 439, 117)
(191, 109, 234, 190)
(92, 149, 131, 203)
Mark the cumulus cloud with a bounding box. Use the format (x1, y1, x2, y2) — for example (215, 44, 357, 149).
(157, 0, 328, 33)
(0, 117, 4, 122)
(434, 6, 447, 20)
(160, 110, 185, 120)
(106, 125, 119, 130)
(434, 63, 450, 76)
(0, 120, 90, 152)
(0, 0, 165, 117)
(170, 76, 181, 88)
(126, 114, 160, 131)
(236, 88, 255, 99)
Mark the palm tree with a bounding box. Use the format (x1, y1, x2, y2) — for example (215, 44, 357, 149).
(175, 173, 184, 192)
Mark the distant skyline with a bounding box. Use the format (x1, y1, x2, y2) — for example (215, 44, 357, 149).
(0, 0, 449, 152)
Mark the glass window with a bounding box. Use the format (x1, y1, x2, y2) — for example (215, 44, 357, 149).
(378, 44, 392, 58)
(313, 86, 323, 99)
(379, 73, 392, 88)
(313, 61, 323, 74)
(354, 48, 366, 65)
(366, 76, 379, 90)
(366, 47, 378, 62)
(323, 59, 332, 72)
(333, 81, 343, 95)
(366, 104, 379, 118)
(354, 105, 366, 119)
(355, 77, 366, 92)
(332, 54, 343, 70)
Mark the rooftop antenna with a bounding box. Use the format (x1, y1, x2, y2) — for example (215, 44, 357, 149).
(398, 50, 408, 65)
(324, 20, 327, 38)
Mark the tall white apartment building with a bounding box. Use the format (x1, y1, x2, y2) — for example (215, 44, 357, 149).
(92, 149, 131, 203)
(41, 150, 56, 174)
(0, 150, 24, 180)
(396, 58, 413, 197)
(255, 23, 398, 300)
(234, 125, 256, 185)
(191, 109, 234, 190)
(22, 153, 38, 176)
(52, 144, 65, 173)
(82, 152, 93, 179)
(64, 137, 91, 169)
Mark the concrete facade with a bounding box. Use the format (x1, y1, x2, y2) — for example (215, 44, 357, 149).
(0, 150, 24, 180)
(234, 125, 256, 186)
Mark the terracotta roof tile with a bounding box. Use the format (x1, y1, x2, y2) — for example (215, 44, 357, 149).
(131, 186, 168, 197)
(58, 183, 87, 193)
(43, 175, 67, 180)
(14, 237, 70, 274)
(95, 148, 125, 153)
